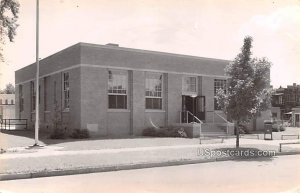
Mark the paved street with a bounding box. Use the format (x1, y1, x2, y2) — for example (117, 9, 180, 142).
(0, 154, 299, 193)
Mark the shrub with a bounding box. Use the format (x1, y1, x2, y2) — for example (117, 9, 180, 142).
(142, 127, 157, 136)
(235, 124, 251, 135)
(70, 129, 90, 139)
(142, 127, 187, 138)
(163, 127, 187, 137)
(50, 128, 66, 139)
(176, 128, 188, 138)
(157, 129, 167, 137)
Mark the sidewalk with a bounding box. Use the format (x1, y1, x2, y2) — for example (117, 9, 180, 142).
(1, 137, 300, 181)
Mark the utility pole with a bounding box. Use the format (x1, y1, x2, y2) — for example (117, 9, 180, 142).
(34, 0, 40, 146)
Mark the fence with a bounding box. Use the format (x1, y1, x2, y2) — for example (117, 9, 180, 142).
(0, 119, 28, 130)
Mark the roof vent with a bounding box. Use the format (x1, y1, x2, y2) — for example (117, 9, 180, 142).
(106, 43, 119, 47)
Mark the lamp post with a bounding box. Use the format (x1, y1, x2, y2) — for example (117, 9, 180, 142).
(34, 0, 40, 146)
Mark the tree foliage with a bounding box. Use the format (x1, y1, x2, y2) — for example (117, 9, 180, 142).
(216, 36, 271, 147)
(0, 0, 20, 61)
(0, 82, 15, 93)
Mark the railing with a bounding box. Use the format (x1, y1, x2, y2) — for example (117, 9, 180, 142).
(179, 111, 203, 139)
(279, 142, 300, 152)
(179, 111, 203, 124)
(0, 119, 28, 130)
(214, 112, 233, 134)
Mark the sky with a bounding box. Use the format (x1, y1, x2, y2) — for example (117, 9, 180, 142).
(1, 0, 299, 89)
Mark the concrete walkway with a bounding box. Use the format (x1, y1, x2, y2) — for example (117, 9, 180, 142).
(1, 137, 300, 180)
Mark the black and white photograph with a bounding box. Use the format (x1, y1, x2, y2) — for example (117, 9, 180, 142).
(0, 0, 300, 192)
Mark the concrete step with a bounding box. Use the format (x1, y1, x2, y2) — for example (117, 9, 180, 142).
(173, 122, 232, 137)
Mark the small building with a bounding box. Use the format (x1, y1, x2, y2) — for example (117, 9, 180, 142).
(271, 83, 300, 120)
(0, 94, 15, 120)
(271, 106, 281, 120)
(291, 107, 300, 127)
(15, 43, 264, 136)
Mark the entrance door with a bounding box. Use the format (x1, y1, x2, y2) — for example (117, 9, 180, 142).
(182, 96, 205, 123)
(295, 114, 300, 127)
(182, 96, 193, 113)
(196, 96, 205, 121)
(182, 96, 193, 123)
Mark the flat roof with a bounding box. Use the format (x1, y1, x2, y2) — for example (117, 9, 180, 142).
(15, 42, 230, 84)
(79, 42, 230, 63)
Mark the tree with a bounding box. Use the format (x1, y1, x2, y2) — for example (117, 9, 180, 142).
(0, 82, 15, 93)
(0, 0, 20, 61)
(216, 36, 271, 148)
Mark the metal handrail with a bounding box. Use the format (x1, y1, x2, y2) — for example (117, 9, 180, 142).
(214, 112, 232, 123)
(187, 111, 203, 124)
(214, 112, 233, 135)
(179, 111, 203, 124)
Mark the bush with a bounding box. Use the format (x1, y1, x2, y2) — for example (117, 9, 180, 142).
(157, 129, 167, 137)
(163, 127, 188, 137)
(142, 127, 187, 138)
(70, 129, 90, 139)
(236, 124, 251, 134)
(142, 127, 157, 136)
(50, 128, 66, 139)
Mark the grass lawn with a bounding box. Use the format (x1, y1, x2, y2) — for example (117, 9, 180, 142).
(1, 127, 299, 151)
(0, 129, 200, 150)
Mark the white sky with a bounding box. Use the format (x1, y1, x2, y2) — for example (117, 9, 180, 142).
(1, 0, 299, 89)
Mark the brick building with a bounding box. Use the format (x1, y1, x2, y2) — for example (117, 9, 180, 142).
(271, 83, 300, 126)
(15, 43, 241, 136)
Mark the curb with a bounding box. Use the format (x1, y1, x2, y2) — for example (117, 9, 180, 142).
(0, 158, 215, 181)
(276, 151, 300, 156)
(1, 151, 300, 181)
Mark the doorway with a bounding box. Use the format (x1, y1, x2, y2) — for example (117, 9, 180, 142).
(196, 96, 205, 121)
(295, 114, 300, 127)
(182, 95, 205, 123)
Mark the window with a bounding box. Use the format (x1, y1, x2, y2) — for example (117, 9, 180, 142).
(286, 94, 291, 102)
(279, 96, 283, 105)
(63, 72, 70, 109)
(31, 81, 36, 111)
(44, 77, 48, 111)
(145, 73, 163, 109)
(19, 85, 24, 112)
(290, 94, 296, 102)
(11, 99, 14, 104)
(0, 99, 2, 104)
(214, 79, 227, 110)
(54, 81, 57, 103)
(108, 70, 127, 109)
(182, 76, 197, 94)
(5, 99, 8, 105)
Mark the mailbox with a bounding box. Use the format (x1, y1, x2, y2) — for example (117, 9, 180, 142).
(264, 120, 273, 140)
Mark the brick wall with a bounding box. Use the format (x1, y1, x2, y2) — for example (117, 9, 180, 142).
(15, 43, 229, 137)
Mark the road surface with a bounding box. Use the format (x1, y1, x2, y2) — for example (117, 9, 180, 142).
(0, 154, 300, 193)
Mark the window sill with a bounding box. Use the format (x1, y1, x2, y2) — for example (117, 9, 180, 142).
(62, 108, 70, 113)
(145, 109, 165, 113)
(214, 110, 224, 113)
(107, 109, 130, 113)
